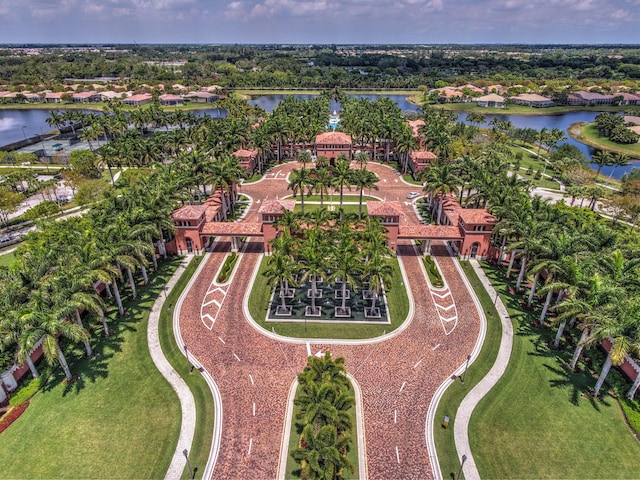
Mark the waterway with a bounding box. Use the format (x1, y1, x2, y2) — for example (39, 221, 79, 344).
(2, 95, 637, 178)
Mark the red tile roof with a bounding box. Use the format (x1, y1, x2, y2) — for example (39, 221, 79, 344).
(171, 204, 207, 220)
(233, 148, 258, 158)
(399, 225, 462, 240)
(159, 94, 183, 101)
(459, 209, 497, 225)
(126, 93, 152, 102)
(201, 222, 263, 236)
(410, 150, 437, 161)
(315, 131, 352, 145)
(259, 199, 296, 214)
(366, 201, 404, 217)
(407, 119, 425, 136)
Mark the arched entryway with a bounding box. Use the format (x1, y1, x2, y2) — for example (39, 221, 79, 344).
(186, 238, 193, 253)
(470, 242, 480, 258)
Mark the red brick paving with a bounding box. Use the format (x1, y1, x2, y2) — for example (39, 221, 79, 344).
(179, 162, 482, 479)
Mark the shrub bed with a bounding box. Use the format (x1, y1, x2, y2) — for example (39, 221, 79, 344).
(216, 252, 238, 283)
(423, 256, 444, 288)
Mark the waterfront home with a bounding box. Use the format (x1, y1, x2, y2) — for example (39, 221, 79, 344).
(476, 93, 505, 108)
(572, 91, 615, 106)
(122, 93, 153, 107)
(159, 94, 184, 106)
(510, 93, 555, 108)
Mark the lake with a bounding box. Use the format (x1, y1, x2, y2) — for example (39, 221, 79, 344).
(2, 96, 637, 178)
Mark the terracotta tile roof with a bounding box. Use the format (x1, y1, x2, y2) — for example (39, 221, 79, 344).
(315, 131, 352, 145)
(72, 91, 97, 99)
(407, 119, 425, 136)
(201, 222, 263, 236)
(171, 204, 207, 220)
(512, 93, 553, 102)
(476, 93, 504, 102)
(410, 150, 437, 161)
(617, 92, 640, 101)
(459, 209, 497, 225)
(259, 199, 296, 214)
(233, 148, 258, 158)
(125, 93, 152, 102)
(44, 92, 64, 99)
(574, 90, 613, 101)
(159, 94, 183, 101)
(366, 201, 404, 217)
(399, 225, 462, 240)
(623, 116, 640, 125)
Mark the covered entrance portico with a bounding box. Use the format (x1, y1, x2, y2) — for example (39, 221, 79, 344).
(200, 222, 264, 252)
(398, 225, 463, 255)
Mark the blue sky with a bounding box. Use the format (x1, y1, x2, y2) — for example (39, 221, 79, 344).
(1, 0, 639, 44)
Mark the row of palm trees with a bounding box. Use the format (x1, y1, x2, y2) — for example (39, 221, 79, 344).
(0, 143, 246, 382)
(292, 352, 355, 480)
(264, 209, 393, 318)
(287, 156, 379, 219)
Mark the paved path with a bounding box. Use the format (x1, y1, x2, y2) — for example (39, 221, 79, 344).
(146, 256, 197, 480)
(453, 259, 514, 479)
(175, 162, 484, 479)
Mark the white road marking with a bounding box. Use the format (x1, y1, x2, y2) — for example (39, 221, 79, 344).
(218, 336, 226, 344)
(413, 359, 422, 369)
(395, 446, 400, 464)
(399, 381, 406, 392)
(306, 342, 311, 356)
(394, 410, 397, 424)
(253, 402, 256, 416)
(432, 344, 441, 350)
(249, 374, 254, 385)
(248, 438, 253, 455)
(233, 353, 241, 362)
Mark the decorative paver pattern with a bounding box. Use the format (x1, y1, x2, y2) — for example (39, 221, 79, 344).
(178, 162, 483, 479)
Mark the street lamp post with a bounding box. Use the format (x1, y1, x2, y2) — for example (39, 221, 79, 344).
(183, 449, 194, 479)
(457, 454, 467, 480)
(461, 354, 471, 383)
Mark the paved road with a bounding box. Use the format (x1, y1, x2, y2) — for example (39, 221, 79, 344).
(178, 162, 482, 479)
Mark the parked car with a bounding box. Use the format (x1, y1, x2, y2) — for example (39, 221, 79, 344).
(406, 192, 421, 199)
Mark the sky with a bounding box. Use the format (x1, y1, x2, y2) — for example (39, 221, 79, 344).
(1, 0, 639, 45)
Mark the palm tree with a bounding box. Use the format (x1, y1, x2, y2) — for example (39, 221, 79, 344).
(351, 169, 378, 219)
(591, 150, 613, 180)
(292, 423, 353, 480)
(18, 301, 90, 382)
(331, 158, 353, 216)
(420, 161, 461, 224)
(330, 234, 362, 316)
(288, 168, 312, 215)
(263, 250, 298, 315)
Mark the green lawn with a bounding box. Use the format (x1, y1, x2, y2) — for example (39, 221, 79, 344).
(412, 100, 630, 117)
(434, 261, 503, 479)
(0, 259, 183, 479)
(248, 255, 409, 339)
(0, 250, 15, 267)
(285, 194, 380, 203)
(294, 204, 365, 216)
(570, 122, 640, 159)
(468, 262, 640, 479)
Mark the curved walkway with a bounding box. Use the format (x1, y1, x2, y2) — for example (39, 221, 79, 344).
(453, 259, 514, 479)
(146, 257, 197, 480)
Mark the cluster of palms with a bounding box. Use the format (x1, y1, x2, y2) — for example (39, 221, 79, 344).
(264, 210, 392, 318)
(594, 112, 639, 144)
(0, 156, 222, 381)
(288, 156, 378, 219)
(292, 352, 355, 480)
(495, 194, 640, 398)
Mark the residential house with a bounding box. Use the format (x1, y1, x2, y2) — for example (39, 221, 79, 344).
(72, 91, 100, 103)
(615, 92, 640, 106)
(476, 93, 505, 108)
(186, 91, 219, 103)
(409, 150, 437, 177)
(233, 148, 259, 174)
(159, 94, 184, 106)
(122, 93, 153, 107)
(315, 131, 352, 161)
(44, 92, 65, 103)
(573, 91, 615, 106)
(510, 93, 555, 108)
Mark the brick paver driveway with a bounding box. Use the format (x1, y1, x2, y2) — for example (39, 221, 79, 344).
(179, 162, 481, 479)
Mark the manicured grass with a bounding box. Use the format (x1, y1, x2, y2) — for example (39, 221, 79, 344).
(157, 256, 215, 480)
(0, 250, 15, 267)
(414, 101, 629, 117)
(434, 261, 503, 479)
(468, 262, 640, 478)
(285, 383, 359, 480)
(248, 255, 409, 339)
(284, 194, 380, 202)
(294, 204, 364, 216)
(570, 122, 640, 159)
(0, 259, 183, 479)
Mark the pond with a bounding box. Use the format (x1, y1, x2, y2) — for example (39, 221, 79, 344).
(3, 96, 638, 178)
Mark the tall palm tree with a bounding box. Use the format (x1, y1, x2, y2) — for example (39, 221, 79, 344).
(351, 168, 378, 219)
(591, 150, 613, 180)
(330, 158, 353, 216)
(420, 161, 461, 224)
(263, 250, 298, 315)
(288, 168, 312, 215)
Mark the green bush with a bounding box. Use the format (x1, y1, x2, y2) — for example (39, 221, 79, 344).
(217, 252, 238, 283)
(423, 256, 444, 288)
(9, 377, 43, 407)
(22, 200, 59, 221)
